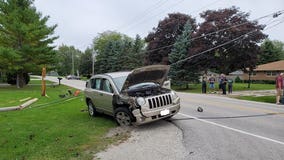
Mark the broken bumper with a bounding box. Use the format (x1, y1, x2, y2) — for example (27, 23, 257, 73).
(132, 102, 180, 125)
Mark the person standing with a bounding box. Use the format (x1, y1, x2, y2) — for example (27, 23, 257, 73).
(209, 74, 216, 93)
(228, 78, 233, 94)
(275, 73, 283, 104)
(218, 75, 222, 94)
(220, 74, 227, 95)
(202, 77, 207, 94)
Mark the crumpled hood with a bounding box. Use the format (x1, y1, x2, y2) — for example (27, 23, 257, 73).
(121, 65, 170, 91)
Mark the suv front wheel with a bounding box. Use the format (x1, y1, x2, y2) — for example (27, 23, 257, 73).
(87, 101, 96, 117)
(114, 107, 133, 126)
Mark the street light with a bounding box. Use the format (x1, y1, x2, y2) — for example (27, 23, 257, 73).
(71, 51, 75, 76)
(92, 49, 97, 75)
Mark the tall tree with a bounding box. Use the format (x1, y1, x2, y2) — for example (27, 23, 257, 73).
(56, 45, 82, 76)
(273, 40, 284, 59)
(259, 39, 284, 64)
(145, 13, 196, 65)
(128, 35, 145, 69)
(169, 21, 198, 87)
(79, 47, 93, 76)
(194, 7, 267, 74)
(0, 0, 58, 88)
(93, 31, 145, 74)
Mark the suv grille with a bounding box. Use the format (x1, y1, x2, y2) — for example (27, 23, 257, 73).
(147, 94, 172, 109)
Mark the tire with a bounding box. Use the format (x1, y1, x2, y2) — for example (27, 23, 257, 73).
(114, 107, 134, 126)
(87, 100, 96, 117)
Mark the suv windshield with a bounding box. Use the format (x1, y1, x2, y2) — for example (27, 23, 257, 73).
(113, 76, 128, 92)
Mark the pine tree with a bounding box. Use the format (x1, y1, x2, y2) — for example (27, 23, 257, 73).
(259, 39, 283, 64)
(0, 0, 58, 88)
(169, 20, 197, 88)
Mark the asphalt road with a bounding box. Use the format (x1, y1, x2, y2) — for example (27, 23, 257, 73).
(44, 76, 284, 159)
(174, 92, 284, 160)
(44, 76, 86, 90)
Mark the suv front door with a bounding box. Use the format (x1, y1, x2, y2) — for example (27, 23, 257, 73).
(90, 77, 114, 115)
(99, 78, 114, 114)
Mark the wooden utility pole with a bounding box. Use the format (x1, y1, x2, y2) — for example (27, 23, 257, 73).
(41, 66, 46, 96)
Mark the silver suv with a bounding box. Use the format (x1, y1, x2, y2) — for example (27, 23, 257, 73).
(84, 65, 180, 125)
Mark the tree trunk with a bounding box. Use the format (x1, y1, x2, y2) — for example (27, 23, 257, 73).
(247, 71, 251, 89)
(16, 72, 25, 88)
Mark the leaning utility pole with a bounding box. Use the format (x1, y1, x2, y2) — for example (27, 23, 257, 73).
(92, 49, 97, 75)
(71, 51, 75, 75)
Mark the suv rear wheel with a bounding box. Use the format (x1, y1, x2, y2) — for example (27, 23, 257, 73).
(114, 107, 133, 126)
(87, 101, 96, 117)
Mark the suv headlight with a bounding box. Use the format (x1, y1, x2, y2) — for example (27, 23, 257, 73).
(136, 97, 146, 106)
(171, 91, 178, 100)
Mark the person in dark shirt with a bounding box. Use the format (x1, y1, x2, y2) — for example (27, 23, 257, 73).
(228, 78, 233, 94)
(202, 77, 207, 94)
(220, 74, 227, 95)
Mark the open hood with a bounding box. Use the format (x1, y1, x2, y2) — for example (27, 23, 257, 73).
(121, 65, 170, 91)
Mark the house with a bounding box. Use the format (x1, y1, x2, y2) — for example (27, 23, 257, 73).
(228, 70, 244, 80)
(242, 60, 284, 81)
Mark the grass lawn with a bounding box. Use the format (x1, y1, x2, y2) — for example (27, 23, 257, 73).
(0, 84, 123, 160)
(173, 83, 274, 93)
(0, 82, 65, 108)
(28, 79, 54, 85)
(236, 96, 275, 104)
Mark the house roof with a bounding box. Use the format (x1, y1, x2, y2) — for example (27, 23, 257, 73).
(254, 60, 284, 71)
(229, 70, 244, 75)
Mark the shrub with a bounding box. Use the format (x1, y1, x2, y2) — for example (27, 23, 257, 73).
(235, 76, 242, 83)
(243, 80, 275, 84)
(6, 72, 30, 85)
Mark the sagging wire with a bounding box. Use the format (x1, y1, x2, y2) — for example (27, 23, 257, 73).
(170, 13, 284, 66)
(143, 10, 284, 55)
(27, 95, 84, 109)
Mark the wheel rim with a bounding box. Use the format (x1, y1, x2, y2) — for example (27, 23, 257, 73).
(88, 103, 94, 116)
(116, 111, 131, 126)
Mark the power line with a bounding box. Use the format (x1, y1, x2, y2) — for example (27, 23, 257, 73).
(142, 10, 284, 55)
(188, 0, 222, 15)
(141, 0, 223, 35)
(171, 16, 284, 66)
(122, 0, 186, 32)
(171, 29, 258, 66)
(117, 0, 169, 31)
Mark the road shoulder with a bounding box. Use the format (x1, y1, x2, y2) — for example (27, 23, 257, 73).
(95, 120, 188, 160)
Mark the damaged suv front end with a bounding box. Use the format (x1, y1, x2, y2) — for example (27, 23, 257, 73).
(84, 65, 180, 125)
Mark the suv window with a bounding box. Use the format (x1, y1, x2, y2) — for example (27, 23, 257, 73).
(90, 78, 101, 90)
(102, 79, 113, 93)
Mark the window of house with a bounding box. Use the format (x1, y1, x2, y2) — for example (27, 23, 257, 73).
(266, 71, 277, 76)
(250, 72, 256, 77)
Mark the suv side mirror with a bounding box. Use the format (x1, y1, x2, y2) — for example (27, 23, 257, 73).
(85, 81, 89, 88)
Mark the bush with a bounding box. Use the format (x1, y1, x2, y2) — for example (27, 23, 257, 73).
(6, 72, 30, 85)
(235, 76, 242, 83)
(243, 80, 275, 84)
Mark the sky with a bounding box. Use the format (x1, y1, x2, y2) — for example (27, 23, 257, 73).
(34, 0, 284, 51)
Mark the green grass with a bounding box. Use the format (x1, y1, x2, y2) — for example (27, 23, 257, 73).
(28, 79, 54, 85)
(0, 84, 122, 160)
(236, 96, 275, 104)
(0, 82, 68, 108)
(172, 83, 274, 93)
